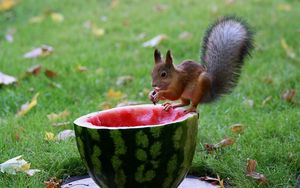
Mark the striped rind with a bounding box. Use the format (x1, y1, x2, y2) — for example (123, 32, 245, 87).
(74, 106, 198, 188)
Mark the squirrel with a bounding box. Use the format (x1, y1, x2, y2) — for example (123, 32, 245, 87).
(149, 16, 254, 113)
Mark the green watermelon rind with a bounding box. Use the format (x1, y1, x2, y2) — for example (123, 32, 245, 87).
(74, 104, 198, 188)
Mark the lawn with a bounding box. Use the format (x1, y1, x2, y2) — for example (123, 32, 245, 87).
(1, 0, 299, 187)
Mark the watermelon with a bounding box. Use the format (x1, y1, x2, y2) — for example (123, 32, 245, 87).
(74, 104, 198, 188)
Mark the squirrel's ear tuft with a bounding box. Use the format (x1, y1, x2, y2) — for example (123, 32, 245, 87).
(165, 50, 173, 65)
(154, 49, 162, 64)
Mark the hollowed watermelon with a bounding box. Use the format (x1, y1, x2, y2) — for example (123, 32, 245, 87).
(74, 104, 198, 188)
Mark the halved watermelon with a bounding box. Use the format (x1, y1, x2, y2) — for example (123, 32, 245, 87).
(74, 104, 198, 188)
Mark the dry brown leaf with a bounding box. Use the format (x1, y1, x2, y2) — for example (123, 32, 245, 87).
(277, 3, 292, 12)
(262, 77, 273, 85)
(0, 72, 17, 85)
(262, 96, 272, 106)
(0, 0, 16, 11)
(27, 64, 42, 76)
(47, 110, 70, 122)
(154, 4, 169, 12)
(24, 45, 53, 59)
(205, 138, 234, 153)
(106, 88, 125, 100)
(281, 38, 296, 60)
(230, 124, 244, 134)
(246, 159, 267, 185)
(281, 89, 296, 103)
(116, 75, 134, 86)
(199, 175, 224, 187)
(44, 176, 63, 188)
(142, 34, 168, 47)
(45, 69, 57, 78)
(16, 93, 39, 117)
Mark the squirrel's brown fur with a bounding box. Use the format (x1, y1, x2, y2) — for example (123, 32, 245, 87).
(149, 16, 254, 113)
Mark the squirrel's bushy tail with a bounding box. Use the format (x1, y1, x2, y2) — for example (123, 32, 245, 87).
(201, 16, 253, 102)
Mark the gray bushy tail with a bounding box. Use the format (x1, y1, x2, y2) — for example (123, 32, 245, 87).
(201, 16, 254, 102)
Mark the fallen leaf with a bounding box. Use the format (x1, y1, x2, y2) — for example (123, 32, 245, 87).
(281, 89, 296, 103)
(111, 0, 119, 9)
(29, 15, 45, 24)
(16, 93, 39, 117)
(142, 34, 168, 47)
(51, 121, 70, 127)
(50, 12, 64, 23)
(277, 3, 292, 11)
(243, 98, 254, 108)
(154, 4, 169, 12)
(106, 88, 125, 100)
(199, 175, 224, 187)
(179, 31, 192, 40)
(205, 138, 234, 153)
(5, 28, 16, 43)
(262, 77, 273, 85)
(0, 155, 40, 176)
(92, 27, 105, 37)
(44, 177, 63, 188)
(47, 110, 70, 121)
(76, 65, 88, 72)
(0, 72, 17, 85)
(56, 130, 75, 141)
(27, 64, 42, 76)
(24, 45, 53, 59)
(281, 38, 296, 60)
(225, 0, 235, 5)
(45, 69, 57, 78)
(262, 96, 272, 106)
(230, 124, 244, 134)
(99, 101, 112, 110)
(246, 159, 267, 185)
(116, 75, 134, 86)
(44, 132, 55, 141)
(0, 0, 16, 11)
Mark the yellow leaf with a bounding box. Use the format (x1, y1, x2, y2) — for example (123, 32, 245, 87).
(111, 0, 119, 9)
(50, 12, 64, 23)
(0, 0, 16, 11)
(281, 38, 296, 59)
(106, 88, 124, 100)
(92, 27, 105, 37)
(44, 132, 55, 141)
(20, 163, 31, 171)
(16, 93, 39, 117)
(99, 102, 112, 110)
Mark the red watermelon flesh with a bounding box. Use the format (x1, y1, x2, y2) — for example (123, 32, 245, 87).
(87, 105, 187, 127)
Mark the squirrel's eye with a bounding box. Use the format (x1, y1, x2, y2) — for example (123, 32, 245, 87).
(161, 71, 167, 78)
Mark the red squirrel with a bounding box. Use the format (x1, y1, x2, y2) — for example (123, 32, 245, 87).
(149, 17, 254, 113)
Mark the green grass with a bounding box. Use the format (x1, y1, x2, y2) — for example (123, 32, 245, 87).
(1, 0, 299, 187)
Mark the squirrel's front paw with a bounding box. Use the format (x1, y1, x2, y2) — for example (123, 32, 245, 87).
(162, 102, 172, 111)
(149, 90, 160, 105)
